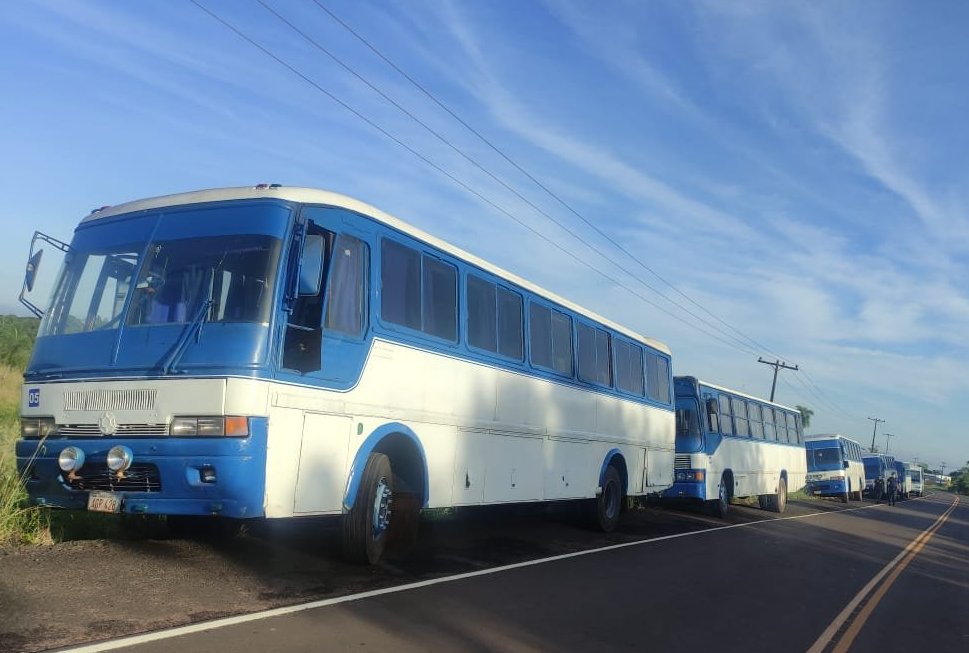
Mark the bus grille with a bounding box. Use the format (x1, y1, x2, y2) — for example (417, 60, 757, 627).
(674, 455, 691, 469)
(65, 464, 162, 493)
(64, 389, 157, 412)
(58, 424, 169, 438)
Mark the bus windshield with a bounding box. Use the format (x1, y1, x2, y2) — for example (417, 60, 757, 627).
(863, 459, 882, 478)
(808, 446, 842, 471)
(41, 235, 280, 336)
(674, 398, 703, 453)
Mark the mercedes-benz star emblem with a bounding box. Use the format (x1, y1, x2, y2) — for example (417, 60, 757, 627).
(98, 412, 118, 436)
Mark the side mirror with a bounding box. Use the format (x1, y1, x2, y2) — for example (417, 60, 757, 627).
(298, 235, 325, 296)
(25, 249, 43, 292)
(843, 460, 850, 469)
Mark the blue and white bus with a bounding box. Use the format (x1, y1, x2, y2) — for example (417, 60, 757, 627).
(16, 185, 676, 563)
(804, 434, 865, 503)
(862, 453, 896, 499)
(893, 461, 921, 499)
(908, 464, 924, 497)
(665, 377, 807, 516)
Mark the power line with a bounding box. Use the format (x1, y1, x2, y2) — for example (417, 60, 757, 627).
(190, 0, 762, 354)
(257, 0, 764, 356)
(309, 0, 869, 418)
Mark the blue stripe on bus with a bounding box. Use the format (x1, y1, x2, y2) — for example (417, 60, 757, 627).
(15, 417, 268, 518)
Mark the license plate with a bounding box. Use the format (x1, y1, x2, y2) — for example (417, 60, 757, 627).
(87, 491, 122, 513)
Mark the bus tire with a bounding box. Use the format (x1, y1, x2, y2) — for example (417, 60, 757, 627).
(768, 477, 788, 513)
(708, 475, 729, 518)
(589, 465, 623, 532)
(342, 453, 393, 565)
(388, 491, 420, 555)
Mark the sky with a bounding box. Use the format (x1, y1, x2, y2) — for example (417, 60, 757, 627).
(1, 0, 967, 471)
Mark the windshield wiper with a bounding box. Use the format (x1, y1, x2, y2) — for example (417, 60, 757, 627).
(158, 298, 213, 375)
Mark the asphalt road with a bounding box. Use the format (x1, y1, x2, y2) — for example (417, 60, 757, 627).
(45, 492, 966, 653)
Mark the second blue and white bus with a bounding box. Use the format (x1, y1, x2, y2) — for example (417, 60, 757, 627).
(665, 377, 807, 516)
(862, 454, 896, 500)
(16, 185, 676, 563)
(804, 434, 865, 502)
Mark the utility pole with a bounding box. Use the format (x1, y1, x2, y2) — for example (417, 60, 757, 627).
(883, 433, 895, 455)
(941, 462, 947, 477)
(867, 417, 885, 453)
(757, 357, 799, 402)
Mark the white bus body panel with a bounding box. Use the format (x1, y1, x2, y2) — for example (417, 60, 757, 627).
(265, 339, 674, 517)
(704, 438, 807, 500)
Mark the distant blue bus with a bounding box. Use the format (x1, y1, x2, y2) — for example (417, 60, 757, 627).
(804, 434, 865, 502)
(862, 453, 896, 499)
(893, 461, 923, 499)
(666, 376, 806, 517)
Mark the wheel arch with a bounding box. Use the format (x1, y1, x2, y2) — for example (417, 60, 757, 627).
(599, 449, 628, 495)
(721, 468, 734, 499)
(343, 422, 429, 511)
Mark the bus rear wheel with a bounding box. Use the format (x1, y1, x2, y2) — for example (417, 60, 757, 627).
(765, 477, 788, 513)
(589, 465, 623, 532)
(342, 453, 393, 565)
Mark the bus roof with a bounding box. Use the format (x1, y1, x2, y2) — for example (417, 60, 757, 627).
(79, 185, 670, 355)
(676, 376, 798, 412)
(804, 433, 861, 444)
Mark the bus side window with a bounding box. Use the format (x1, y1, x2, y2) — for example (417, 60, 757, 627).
(748, 403, 764, 439)
(732, 398, 749, 437)
(718, 394, 734, 435)
(323, 235, 369, 338)
(705, 396, 720, 432)
(762, 406, 775, 440)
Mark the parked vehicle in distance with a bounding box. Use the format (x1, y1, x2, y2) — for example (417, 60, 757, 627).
(908, 465, 924, 497)
(862, 453, 896, 500)
(804, 434, 866, 503)
(16, 185, 677, 564)
(665, 376, 807, 517)
(893, 461, 923, 499)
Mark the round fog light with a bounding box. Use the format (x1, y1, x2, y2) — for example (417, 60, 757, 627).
(106, 445, 133, 472)
(58, 446, 85, 472)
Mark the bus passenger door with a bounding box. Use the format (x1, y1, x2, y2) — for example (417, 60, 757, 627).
(281, 207, 371, 386)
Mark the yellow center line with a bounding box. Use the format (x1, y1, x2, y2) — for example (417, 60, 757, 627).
(806, 495, 959, 653)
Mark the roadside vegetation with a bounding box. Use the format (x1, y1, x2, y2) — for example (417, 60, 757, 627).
(0, 315, 50, 544)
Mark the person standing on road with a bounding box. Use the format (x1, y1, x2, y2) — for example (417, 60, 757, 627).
(874, 476, 885, 503)
(887, 474, 898, 506)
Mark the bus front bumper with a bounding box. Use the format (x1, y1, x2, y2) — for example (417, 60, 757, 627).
(806, 478, 848, 496)
(14, 418, 267, 519)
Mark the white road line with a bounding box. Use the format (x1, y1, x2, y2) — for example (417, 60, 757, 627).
(58, 498, 930, 653)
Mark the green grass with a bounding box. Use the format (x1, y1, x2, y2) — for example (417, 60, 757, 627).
(0, 364, 52, 545)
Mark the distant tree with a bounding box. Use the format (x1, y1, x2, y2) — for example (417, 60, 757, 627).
(795, 405, 813, 429)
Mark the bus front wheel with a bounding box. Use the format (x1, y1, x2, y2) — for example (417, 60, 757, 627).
(342, 452, 394, 565)
(708, 475, 729, 518)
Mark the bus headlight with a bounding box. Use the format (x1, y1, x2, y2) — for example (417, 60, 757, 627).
(21, 417, 57, 439)
(170, 416, 249, 437)
(106, 445, 133, 472)
(675, 469, 706, 482)
(58, 446, 85, 472)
